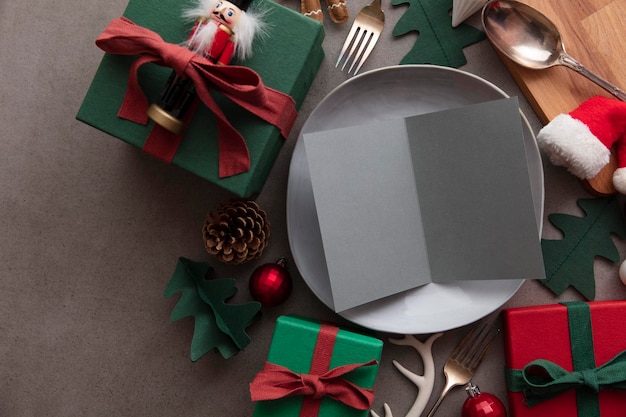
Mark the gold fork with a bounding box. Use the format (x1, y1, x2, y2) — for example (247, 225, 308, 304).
(425, 319, 498, 417)
(335, 0, 385, 75)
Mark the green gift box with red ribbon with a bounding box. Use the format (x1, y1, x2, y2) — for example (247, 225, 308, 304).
(250, 315, 383, 417)
(503, 301, 626, 417)
(76, 0, 324, 197)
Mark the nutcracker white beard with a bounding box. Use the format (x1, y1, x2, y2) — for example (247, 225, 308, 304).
(187, 19, 219, 56)
(232, 11, 264, 61)
(183, 0, 265, 62)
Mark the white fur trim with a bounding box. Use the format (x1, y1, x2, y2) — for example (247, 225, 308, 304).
(537, 114, 611, 179)
(614, 167, 626, 194)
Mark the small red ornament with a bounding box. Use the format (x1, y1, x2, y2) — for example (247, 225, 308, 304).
(249, 258, 292, 307)
(461, 383, 507, 417)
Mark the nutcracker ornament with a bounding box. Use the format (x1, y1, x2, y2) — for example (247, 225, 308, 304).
(147, 0, 265, 134)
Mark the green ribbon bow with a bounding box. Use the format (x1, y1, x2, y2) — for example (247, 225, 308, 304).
(505, 302, 626, 417)
(507, 351, 626, 406)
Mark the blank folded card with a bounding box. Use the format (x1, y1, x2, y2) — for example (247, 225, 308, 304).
(303, 97, 545, 312)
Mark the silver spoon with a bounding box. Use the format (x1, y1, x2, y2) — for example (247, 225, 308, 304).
(481, 0, 626, 101)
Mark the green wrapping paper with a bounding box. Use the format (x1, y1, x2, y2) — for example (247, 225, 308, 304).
(76, 0, 324, 197)
(252, 316, 383, 417)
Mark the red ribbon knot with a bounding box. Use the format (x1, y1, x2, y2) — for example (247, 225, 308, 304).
(94, 16, 297, 178)
(249, 360, 378, 411)
(300, 374, 327, 400)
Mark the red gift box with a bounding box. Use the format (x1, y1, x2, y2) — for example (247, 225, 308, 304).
(503, 301, 626, 417)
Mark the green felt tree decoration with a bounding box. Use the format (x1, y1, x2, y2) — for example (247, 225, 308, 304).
(164, 257, 261, 360)
(541, 197, 626, 300)
(391, 0, 485, 67)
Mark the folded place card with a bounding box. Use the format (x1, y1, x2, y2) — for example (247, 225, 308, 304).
(303, 97, 545, 312)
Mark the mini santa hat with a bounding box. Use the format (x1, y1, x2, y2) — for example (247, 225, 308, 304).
(537, 96, 626, 193)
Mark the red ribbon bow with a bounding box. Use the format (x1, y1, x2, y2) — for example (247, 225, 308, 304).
(250, 360, 378, 412)
(95, 17, 297, 178)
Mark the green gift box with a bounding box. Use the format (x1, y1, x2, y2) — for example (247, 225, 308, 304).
(76, 0, 324, 197)
(251, 315, 383, 417)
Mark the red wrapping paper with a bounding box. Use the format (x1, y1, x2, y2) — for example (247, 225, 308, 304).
(503, 301, 626, 417)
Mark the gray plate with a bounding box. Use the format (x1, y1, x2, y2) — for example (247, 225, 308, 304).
(286, 65, 544, 334)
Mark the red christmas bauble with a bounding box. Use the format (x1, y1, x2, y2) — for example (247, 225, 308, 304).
(461, 384, 507, 417)
(249, 258, 292, 307)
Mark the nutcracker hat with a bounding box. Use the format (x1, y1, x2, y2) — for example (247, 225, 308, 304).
(536, 95, 626, 194)
(229, 0, 254, 11)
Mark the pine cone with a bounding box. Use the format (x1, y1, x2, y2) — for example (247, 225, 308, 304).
(202, 200, 271, 265)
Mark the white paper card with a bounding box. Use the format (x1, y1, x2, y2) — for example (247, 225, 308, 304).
(303, 98, 545, 312)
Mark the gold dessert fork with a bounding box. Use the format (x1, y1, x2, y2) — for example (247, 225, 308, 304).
(335, 0, 384, 75)
(425, 319, 498, 417)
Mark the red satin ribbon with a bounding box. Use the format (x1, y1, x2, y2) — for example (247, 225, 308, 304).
(250, 323, 377, 416)
(95, 17, 298, 178)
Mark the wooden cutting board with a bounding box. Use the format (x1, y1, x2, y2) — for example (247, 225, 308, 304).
(496, 0, 625, 195)
(497, 0, 625, 124)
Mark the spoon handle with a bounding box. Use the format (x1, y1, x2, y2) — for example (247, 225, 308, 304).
(559, 53, 626, 101)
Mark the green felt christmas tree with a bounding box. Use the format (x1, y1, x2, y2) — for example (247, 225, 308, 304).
(164, 257, 261, 360)
(541, 197, 626, 300)
(391, 0, 485, 67)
